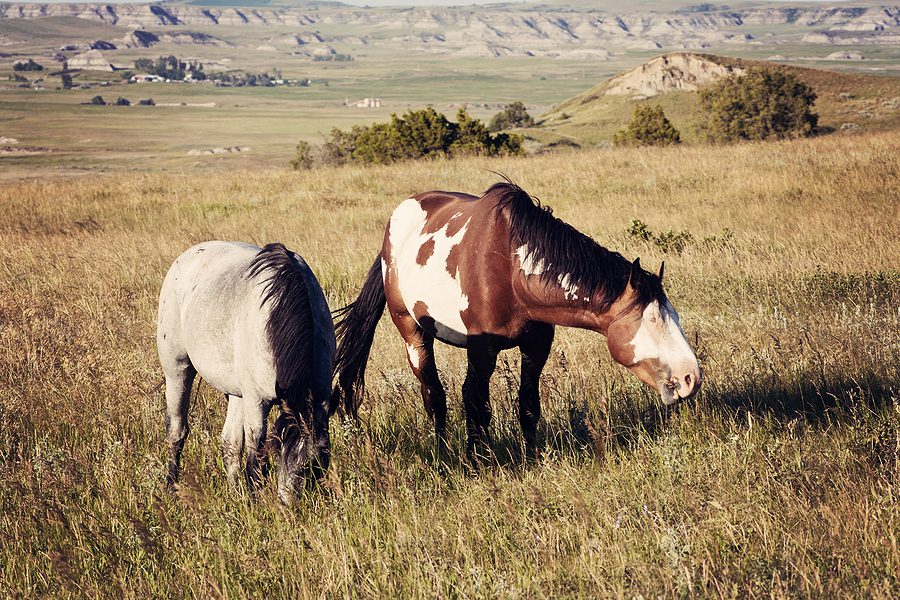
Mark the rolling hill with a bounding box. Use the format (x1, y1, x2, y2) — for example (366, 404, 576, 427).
(535, 53, 900, 145)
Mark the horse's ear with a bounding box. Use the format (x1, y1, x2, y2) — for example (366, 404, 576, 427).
(628, 258, 642, 288)
(658, 261, 665, 281)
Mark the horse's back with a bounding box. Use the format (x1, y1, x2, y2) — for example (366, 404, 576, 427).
(158, 241, 334, 401)
(157, 242, 267, 395)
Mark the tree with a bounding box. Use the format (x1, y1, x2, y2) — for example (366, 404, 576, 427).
(114, 97, 130, 106)
(89, 95, 106, 105)
(699, 67, 818, 142)
(391, 108, 455, 160)
(488, 101, 534, 132)
(613, 104, 681, 147)
(454, 109, 523, 156)
(60, 73, 73, 90)
(452, 108, 495, 155)
(134, 56, 187, 80)
(13, 59, 43, 72)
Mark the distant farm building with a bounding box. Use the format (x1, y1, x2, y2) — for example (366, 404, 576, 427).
(131, 74, 165, 83)
(350, 97, 382, 108)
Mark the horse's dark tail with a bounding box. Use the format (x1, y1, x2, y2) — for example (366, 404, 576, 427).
(331, 255, 386, 419)
(248, 243, 314, 450)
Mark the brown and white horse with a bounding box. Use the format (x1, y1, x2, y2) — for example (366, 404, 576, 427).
(332, 182, 701, 458)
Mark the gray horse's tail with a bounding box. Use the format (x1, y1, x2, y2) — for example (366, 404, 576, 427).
(331, 255, 386, 418)
(248, 243, 314, 447)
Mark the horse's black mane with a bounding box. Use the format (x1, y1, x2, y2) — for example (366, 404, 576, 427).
(486, 181, 666, 312)
(248, 243, 314, 452)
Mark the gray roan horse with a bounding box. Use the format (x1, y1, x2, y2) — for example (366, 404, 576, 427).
(157, 241, 335, 502)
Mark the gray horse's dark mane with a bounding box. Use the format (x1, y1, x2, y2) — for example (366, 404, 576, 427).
(487, 180, 666, 312)
(248, 243, 314, 452)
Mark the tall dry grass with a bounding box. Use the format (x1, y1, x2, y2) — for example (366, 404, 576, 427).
(1, 131, 898, 598)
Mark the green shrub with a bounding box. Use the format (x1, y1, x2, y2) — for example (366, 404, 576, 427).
(699, 67, 818, 142)
(290, 141, 314, 170)
(305, 107, 523, 167)
(613, 104, 681, 147)
(488, 101, 534, 132)
(626, 219, 693, 254)
(627, 219, 736, 254)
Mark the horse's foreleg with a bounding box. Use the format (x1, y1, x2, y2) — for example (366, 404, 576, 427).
(518, 323, 554, 460)
(221, 394, 244, 488)
(163, 364, 196, 489)
(242, 398, 270, 492)
(462, 341, 498, 463)
(394, 315, 448, 453)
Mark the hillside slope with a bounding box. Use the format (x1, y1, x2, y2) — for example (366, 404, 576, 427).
(537, 53, 900, 145)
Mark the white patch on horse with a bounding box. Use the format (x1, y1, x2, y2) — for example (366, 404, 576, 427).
(406, 343, 421, 369)
(388, 198, 471, 346)
(557, 272, 579, 300)
(515, 244, 547, 277)
(380, 257, 388, 284)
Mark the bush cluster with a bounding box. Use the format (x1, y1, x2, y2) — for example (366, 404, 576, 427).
(488, 101, 534, 132)
(207, 69, 304, 88)
(613, 104, 681, 147)
(627, 219, 734, 254)
(294, 108, 523, 169)
(86, 96, 137, 107)
(13, 59, 43, 72)
(134, 56, 205, 81)
(699, 67, 818, 142)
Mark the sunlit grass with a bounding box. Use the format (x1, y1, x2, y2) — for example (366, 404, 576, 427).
(1, 131, 898, 597)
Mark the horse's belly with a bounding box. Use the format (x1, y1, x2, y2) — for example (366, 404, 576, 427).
(388, 199, 471, 346)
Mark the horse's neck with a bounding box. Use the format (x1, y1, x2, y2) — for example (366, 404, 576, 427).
(516, 280, 616, 335)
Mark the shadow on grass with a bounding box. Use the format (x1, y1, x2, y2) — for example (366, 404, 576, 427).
(355, 368, 897, 477)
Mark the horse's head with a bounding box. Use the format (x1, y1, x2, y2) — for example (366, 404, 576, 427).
(606, 259, 701, 405)
(275, 404, 330, 504)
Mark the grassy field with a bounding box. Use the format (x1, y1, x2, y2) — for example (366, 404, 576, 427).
(0, 53, 602, 176)
(1, 131, 899, 597)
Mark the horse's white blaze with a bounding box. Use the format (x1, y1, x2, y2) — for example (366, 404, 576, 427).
(388, 198, 471, 345)
(515, 244, 547, 277)
(630, 301, 699, 393)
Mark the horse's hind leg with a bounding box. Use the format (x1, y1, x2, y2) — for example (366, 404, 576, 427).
(221, 394, 244, 488)
(394, 315, 448, 452)
(518, 323, 554, 460)
(164, 363, 196, 489)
